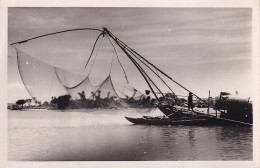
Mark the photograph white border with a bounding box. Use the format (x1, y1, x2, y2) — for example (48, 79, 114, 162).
(0, 0, 259, 168)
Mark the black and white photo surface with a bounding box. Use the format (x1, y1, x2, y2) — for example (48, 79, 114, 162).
(1, 1, 259, 168)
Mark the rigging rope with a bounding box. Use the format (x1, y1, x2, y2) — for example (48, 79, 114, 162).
(155, 69, 160, 77)
(11, 28, 102, 45)
(105, 34, 129, 83)
(124, 45, 175, 94)
(85, 33, 104, 69)
(106, 31, 166, 99)
(88, 35, 104, 75)
(116, 41, 163, 102)
(109, 50, 115, 75)
(104, 28, 206, 103)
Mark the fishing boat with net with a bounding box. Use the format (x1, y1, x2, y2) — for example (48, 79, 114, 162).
(10, 27, 252, 126)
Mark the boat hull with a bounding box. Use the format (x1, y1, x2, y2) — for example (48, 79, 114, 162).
(124, 116, 252, 126)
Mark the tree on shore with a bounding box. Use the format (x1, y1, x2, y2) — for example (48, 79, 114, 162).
(42, 101, 49, 107)
(16, 99, 26, 109)
(51, 94, 71, 111)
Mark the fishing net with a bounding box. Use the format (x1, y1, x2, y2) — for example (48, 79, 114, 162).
(15, 47, 68, 101)
(11, 29, 155, 110)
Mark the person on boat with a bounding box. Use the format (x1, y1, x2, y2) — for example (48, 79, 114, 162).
(188, 92, 193, 111)
(78, 91, 86, 100)
(97, 90, 101, 100)
(145, 90, 151, 103)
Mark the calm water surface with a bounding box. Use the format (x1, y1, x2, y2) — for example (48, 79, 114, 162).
(8, 109, 252, 161)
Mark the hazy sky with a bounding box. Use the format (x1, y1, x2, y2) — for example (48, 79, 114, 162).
(8, 7, 252, 102)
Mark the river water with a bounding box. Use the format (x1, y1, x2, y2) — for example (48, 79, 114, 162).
(8, 109, 252, 161)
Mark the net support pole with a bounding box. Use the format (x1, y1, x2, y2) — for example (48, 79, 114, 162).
(103, 27, 205, 102)
(105, 35, 129, 83)
(113, 40, 162, 103)
(85, 32, 104, 68)
(104, 28, 166, 97)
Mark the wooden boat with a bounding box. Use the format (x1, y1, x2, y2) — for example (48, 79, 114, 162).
(126, 104, 252, 126)
(125, 116, 210, 126)
(125, 116, 252, 126)
(99, 27, 253, 127)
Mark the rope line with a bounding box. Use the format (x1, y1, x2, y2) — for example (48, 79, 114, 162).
(88, 35, 104, 76)
(116, 41, 164, 102)
(109, 50, 115, 75)
(10, 28, 102, 45)
(105, 30, 166, 99)
(85, 33, 104, 68)
(105, 34, 129, 83)
(103, 28, 207, 103)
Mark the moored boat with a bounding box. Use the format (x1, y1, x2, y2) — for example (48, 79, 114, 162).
(125, 116, 252, 126)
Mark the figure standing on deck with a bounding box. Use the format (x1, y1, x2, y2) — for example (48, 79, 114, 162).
(188, 92, 193, 111)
